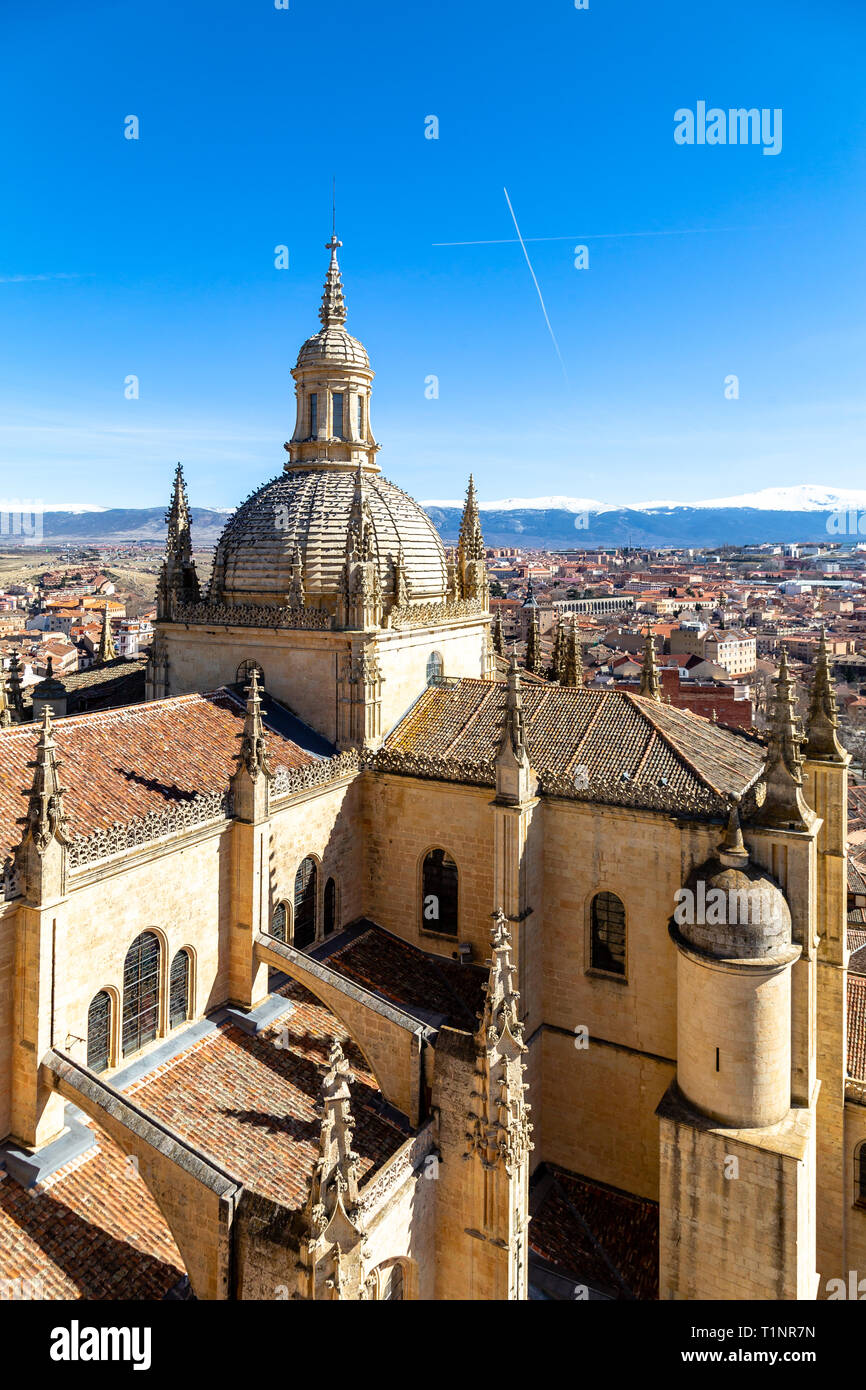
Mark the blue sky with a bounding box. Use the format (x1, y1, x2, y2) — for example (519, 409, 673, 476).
(1, 0, 864, 510)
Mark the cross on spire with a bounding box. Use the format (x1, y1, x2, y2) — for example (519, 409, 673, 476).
(320, 235, 347, 328)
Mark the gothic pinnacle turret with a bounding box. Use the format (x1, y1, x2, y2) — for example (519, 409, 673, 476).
(20, 706, 70, 856)
(804, 628, 845, 763)
(524, 610, 542, 677)
(562, 620, 583, 687)
(456, 475, 488, 606)
(97, 604, 116, 663)
(8, 650, 24, 720)
(754, 646, 813, 830)
(495, 653, 536, 804)
(235, 667, 273, 782)
(300, 1036, 368, 1299)
(547, 616, 566, 682)
(0, 669, 10, 728)
(157, 463, 200, 619)
(639, 628, 661, 701)
(492, 609, 504, 656)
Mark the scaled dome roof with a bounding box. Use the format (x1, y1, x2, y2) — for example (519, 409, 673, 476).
(210, 469, 448, 609)
(296, 325, 370, 371)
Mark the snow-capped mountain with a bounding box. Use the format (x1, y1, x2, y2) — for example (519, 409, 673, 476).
(10, 485, 866, 549)
(422, 485, 866, 515)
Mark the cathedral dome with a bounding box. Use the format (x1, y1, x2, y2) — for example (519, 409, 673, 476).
(296, 325, 369, 370)
(209, 468, 448, 610)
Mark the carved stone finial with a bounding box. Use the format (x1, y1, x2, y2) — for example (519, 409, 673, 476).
(157, 463, 200, 619)
(0, 669, 10, 727)
(8, 649, 25, 719)
(562, 619, 583, 687)
(235, 667, 273, 782)
(753, 646, 813, 830)
(491, 608, 504, 657)
(524, 609, 542, 676)
(302, 1034, 366, 1296)
(97, 604, 116, 663)
(20, 705, 71, 856)
(804, 628, 845, 763)
(465, 911, 533, 1174)
(717, 795, 749, 869)
(320, 235, 347, 328)
(639, 627, 661, 701)
(457, 474, 488, 606)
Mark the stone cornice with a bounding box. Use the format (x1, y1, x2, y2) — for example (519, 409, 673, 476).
(172, 599, 333, 631)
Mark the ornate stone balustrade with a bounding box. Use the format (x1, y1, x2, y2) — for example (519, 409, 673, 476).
(369, 748, 496, 788)
(1, 857, 20, 901)
(358, 1124, 436, 1221)
(68, 790, 234, 869)
(539, 768, 726, 817)
(172, 600, 332, 631)
(846, 1078, 866, 1107)
(271, 750, 361, 800)
(387, 597, 484, 630)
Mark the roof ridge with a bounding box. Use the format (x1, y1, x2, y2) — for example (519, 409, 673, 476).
(623, 691, 745, 799)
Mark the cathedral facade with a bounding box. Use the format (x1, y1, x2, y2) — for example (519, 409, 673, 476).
(0, 242, 863, 1301)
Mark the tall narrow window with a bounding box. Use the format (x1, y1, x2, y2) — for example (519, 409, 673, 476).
(294, 857, 318, 949)
(87, 990, 112, 1074)
(332, 392, 344, 439)
(422, 849, 458, 936)
(590, 892, 626, 976)
(357, 394, 364, 438)
(122, 931, 161, 1057)
(309, 393, 318, 437)
(426, 651, 444, 684)
(857, 1141, 866, 1207)
(324, 877, 337, 936)
(169, 950, 190, 1029)
(271, 902, 288, 942)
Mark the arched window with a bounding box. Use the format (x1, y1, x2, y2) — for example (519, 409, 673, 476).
(87, 990, 112, 1074)
(426, 652, 444, 685)
(169, 950, 190, 1029)
(294, 857, 318, 949)
(375, 1261, 404, 1300)
(122, 931, 161, 1057)
(856, 1141, 866, 1208)
(421, 849, 458, 936)
(324, 877, 337, 936)
(271, 901, 288, 942)
(236, 659, 265, 688)
(590, 892, 626, 976)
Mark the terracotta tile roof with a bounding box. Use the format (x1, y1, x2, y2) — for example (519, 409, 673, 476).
(384, 678, 764, 806)
(849, 974, 866, 1079)
(0, 1125, 184, 1299)
(0, 691, 317, 863)
(849, 857, 866, 895)
(324, 924, 486, 1030)
(529, 1163, 659, 1300)
(129, 979, 405, 1210)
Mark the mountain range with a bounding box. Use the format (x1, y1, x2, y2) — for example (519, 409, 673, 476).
(10, 486, 866, 551)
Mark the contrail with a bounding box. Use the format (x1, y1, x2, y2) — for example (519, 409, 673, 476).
(502, 186, 568, 382)
(432, 224, 774, 247)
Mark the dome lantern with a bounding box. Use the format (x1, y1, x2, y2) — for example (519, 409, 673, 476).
(285, 237, 380, 475)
